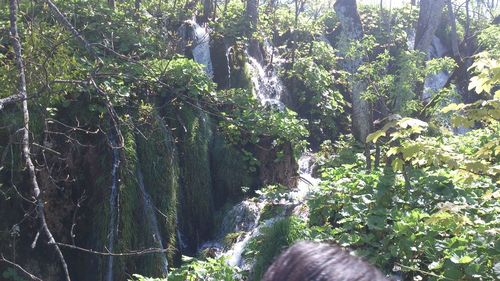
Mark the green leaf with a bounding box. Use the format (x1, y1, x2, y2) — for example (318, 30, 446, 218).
(450, 254, 474, 264)
(366, 130, 385, 143)
(401, 144, 421, 160)
(441, 103, 463, 113)
(428, 261, 443, 270)
(398, 118, 428, 129)
(391, 158, 404, 171)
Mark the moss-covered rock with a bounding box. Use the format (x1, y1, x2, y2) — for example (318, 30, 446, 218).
(169, 104, 215, 254)
(210, 134, 257, 208)
(136, 106, 179, 266)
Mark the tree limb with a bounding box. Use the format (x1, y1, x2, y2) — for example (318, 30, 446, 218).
(0, 255, 44, 281)
(43, 0, 97, 58)
(9, 1, 71, 280)
(55, 242, 169, 257)
(0, 94, 25, 110)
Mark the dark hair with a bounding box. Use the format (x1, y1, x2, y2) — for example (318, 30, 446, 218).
(261, 241, 389, 281)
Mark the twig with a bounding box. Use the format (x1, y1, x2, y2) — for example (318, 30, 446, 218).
(70, 192, 87, 245)
(394, 262, 452, 280)
(43, 0, 97, 58)
(0, 254, 44, 281)
(55, 242, 168, 257)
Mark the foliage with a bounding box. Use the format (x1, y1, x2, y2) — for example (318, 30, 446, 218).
(309, 164, 499, 280)
(211, 1, 248, 43)
(217, 88, 309, 155)
(243, 216, 310, 281)
(2, 268, 27, 281)
(168, 256, 242, 281)
(131, 256, 242, 281)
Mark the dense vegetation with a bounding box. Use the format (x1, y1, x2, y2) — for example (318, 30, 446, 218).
(0, 0, 498, 280)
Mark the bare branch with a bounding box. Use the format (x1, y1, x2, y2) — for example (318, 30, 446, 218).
(55, 242, 169, 257)
(0, 254, 44, 281)
(9, 1, 71, 280)
(43, 0, 97, 58)
(0, 94, 25, 110)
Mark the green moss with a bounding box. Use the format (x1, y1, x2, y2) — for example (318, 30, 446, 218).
(136, 107, 179, 264)
(171, 104, 215, 252)
(259, 204, 285, 221)
(245, 217, 309, 281)
(229, 46, 252, 90)
(223, 231, 245, 248)
(115, 126, 143, 279)
(210, 134, 256, 207)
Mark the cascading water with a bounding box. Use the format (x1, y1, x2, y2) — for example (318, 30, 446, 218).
(136, 168, 169, 276)
(185, 17, 213, 78)
(247, 55, 286, 111)
(106, 135, 120, 281)
(197, 39, 317, 272)
(406, 29, 416, 50)
(423, 36, 451, 101)
(198, 153, 318, 270)
(225, 45, 233, 88)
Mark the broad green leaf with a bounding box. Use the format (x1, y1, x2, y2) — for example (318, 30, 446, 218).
(366, 130, 385, 143)
(450, 254, 474, 264)
(401, 144, 421, 160)
(392, 158, 404, 171)
(398, 118, 428, 129)
(441, 103, 463, 113)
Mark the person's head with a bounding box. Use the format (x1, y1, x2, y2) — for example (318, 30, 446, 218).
(261, 241, 389, 281)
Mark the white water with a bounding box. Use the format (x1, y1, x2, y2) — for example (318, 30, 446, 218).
(247, 55, 286, 111)
(136, 169, 169, 277)
(199, 154, 318, 269)
(185, 17, 213, 78)
(106, 135, 120, 281)
(423, 36, 451, 102)
(226, 45, 233, 88)
(406, 29, 416, 50)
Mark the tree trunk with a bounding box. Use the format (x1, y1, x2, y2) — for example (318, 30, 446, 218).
(414, 0, 445, 57)
(246, 0, 263, 62)
(203, 0, 213, 21)
(9, 0, 71, 280)
(446, 0, 460, 59)
(334, 0, 372, 144)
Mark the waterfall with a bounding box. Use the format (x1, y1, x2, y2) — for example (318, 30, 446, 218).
(198, 153, 318, 269)
(247, 54, 286, 111)
(185, 17, 213, 77)
(136, 168, 169, 277)
(423, 36, 451, 102)
(407, 29, 416, 50)
(106, 135, 120, 281)
(225, 45, 233, 88)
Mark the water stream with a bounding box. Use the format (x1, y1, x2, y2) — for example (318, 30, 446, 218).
(136, 168, 169, 277)
(185, 17, 213, 78)
(225, 45, 233, 88)
(198, 44, 319, 269)
(199, 153, 318, 270)
(423, 36, 451, 102)
(106, 135, 120, 281)
(247, 55, 286, 111)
